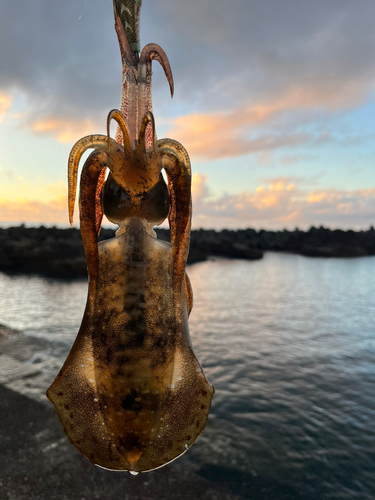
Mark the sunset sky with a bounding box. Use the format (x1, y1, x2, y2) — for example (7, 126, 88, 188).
(0, 0, 374, 230)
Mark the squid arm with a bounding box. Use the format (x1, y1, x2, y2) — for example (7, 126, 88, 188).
(157, 138, 193, 314)
(107, 108, 132, 157)
(113, 0, 140, 143)
(138, 44, 174, 149)
(68, 134, 124, 295)
(138, 43, 174, 100)
(113, 0, 141, 63)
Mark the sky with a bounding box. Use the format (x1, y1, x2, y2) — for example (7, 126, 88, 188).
(0, 0, 374, 230)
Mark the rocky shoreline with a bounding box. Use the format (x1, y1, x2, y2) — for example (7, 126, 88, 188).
(0, 224, 374, 279)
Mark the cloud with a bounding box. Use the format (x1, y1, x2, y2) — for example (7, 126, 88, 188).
(31, 117, 97, 143)
(191, 172, 210, 207)
(0, 197, 68, 225)
(280, 154, 315, 166)
(1, 1, 375, 136)
(0, 174, 373, 231)
(165, 80, 375, 161)
(0, 179, 72, 225)
(0, 1, 119, 130)
(168, 111, 310, 161)
(0, 92, 11, 122)
(153, 0, 375, 116)
(191, 174, 375, 230)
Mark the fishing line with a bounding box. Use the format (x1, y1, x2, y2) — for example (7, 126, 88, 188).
(78, 0, 89, 21)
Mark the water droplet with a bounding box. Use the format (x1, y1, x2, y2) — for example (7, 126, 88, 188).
(184, 444, 188, 450)
(130, 471, 138, 476)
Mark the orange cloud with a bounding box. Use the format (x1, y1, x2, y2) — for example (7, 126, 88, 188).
(191, 172, 209, 208)
(190, 175, 375, 230)
(0, 92, 12, 122)
(0, 178, 75, 225)
(31, 117, 97, 143)
(167, 82, 368, 161)
(0, 195, 113, 228)
(168, 110, 309, 161)
(0, 197, 68, 224)
(1, 174, 374, 231)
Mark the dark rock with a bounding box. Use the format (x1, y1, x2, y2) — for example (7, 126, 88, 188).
(0, 323, 19, 339)
(0, 224, 373, 279)
(0, 384, 243, 500)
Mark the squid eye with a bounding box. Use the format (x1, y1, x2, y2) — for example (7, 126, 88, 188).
(140, 178, 170, 226)
(102, 174, 170, 226)
(102, 173, 134, 225)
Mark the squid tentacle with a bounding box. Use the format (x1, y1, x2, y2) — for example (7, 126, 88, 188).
(107, 109, 132, 156)
(86, 151, 108, 237)
(79, 110, 131, 239)
(119, 66, 138, 144)
(138, 43, 174, 148)
(79, 153, 109, 300)
(70, 132, 126, 295)
(68, 135, 109, 226)
(156, 138, 192, 312)
(137, 111, 156, 155)
(113, 0, 139, 64)
(139, 43, 174, 98)
(68, 135, 122, 225)
(113, 0, 141, 144)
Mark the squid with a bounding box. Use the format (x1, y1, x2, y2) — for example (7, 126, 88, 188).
(46, 0, 214, 473)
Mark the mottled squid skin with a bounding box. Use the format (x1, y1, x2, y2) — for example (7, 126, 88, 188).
(47, 220, 213, 472)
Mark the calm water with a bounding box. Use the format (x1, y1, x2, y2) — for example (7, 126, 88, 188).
(0, 252, 374, 499)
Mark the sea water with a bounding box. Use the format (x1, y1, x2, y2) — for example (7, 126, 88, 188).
(0, 252, 374, 499)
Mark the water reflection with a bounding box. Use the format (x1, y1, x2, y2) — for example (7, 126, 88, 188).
(0, 274, 87, 342)
(186, 254, 375, 499)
